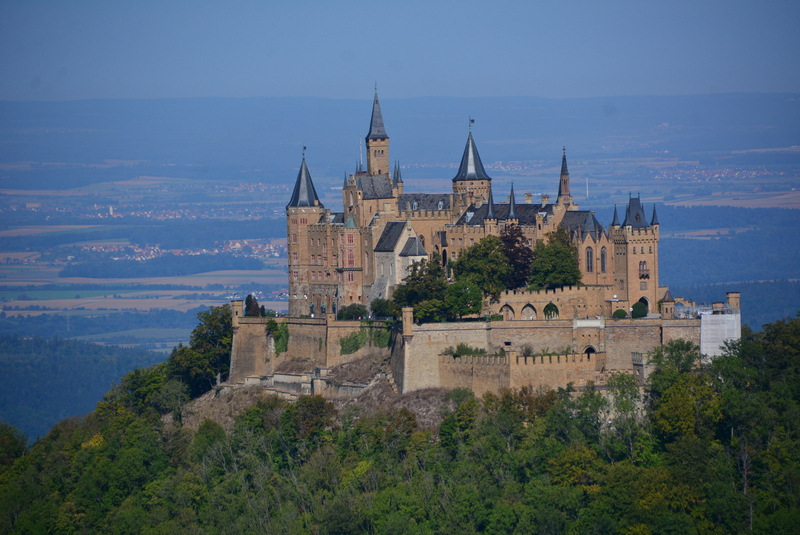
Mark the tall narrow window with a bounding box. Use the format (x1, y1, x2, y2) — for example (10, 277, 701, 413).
(348, 250, 354, 267)
(600, 247, 607, 272)
(585, 247, 594, 273)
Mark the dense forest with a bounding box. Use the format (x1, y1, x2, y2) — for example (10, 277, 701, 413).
(1, 309, 798, 533)
(0, 336, 162, 439)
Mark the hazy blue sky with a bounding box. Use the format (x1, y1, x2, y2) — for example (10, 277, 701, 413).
(1, 0, 798, 101)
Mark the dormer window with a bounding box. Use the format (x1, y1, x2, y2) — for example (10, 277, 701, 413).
(438, 201, 444, 210)
(412, 201, 418, 210)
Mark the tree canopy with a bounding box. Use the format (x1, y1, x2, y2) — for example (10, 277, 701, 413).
(528, 227, 582, 290)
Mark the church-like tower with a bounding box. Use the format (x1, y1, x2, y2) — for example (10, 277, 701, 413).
(365, 91, 389, 176)
(557, 147, 573, 206)
(452, 128, 492, 202)
(286, 153, 323, 317)
(611, 196, 661, 312)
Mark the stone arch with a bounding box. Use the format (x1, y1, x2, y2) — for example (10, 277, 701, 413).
(637, 296, 650, 312)
(543, 302, 559, 319)
(584, 346, 596, 361)
(500, 304, 515, 321)
(521, 304, 537, 320)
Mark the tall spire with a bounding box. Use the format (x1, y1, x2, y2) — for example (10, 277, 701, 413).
(507, 183, 518, 220)
(611, 205, 620, 226)
(485, 185, 496, 220)
(287, 153, 321, 208)
(453, 131, 492, 182)
(343, 171, 349, 189)
(651, 204, 660, 226)
(366, 90, 388, 140)
(393, 160, 403, 185)
(558, 146, 570, 197)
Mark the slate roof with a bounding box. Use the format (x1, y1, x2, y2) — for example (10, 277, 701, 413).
(561, 211, 605, 241)
(651, 205, 660, 226)
(398, 193, 454, 211)
(485, 185, 497, 219)
(329, 212, 345, 225)
(611, 206, 620, 226)
(374, 222, 407, 252)
(452, 132, 492, 182)
(662, 289, 674, 303)
(621, 196, 650, 229)
(507, 184, 518, 219)
(455, 202, 552, 226)
(357, 174, 394, 199)
(393, 161, 403, 185)
(366, 92, 388, 140)
(400, 236, 427, 257)
(286, 157, 321, 208)
(344, 215, 357, 229)
(558, 149, 569, 197)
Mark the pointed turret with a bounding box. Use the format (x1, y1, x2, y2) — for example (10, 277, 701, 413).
(394, 161, 403, 184)
(366, 90, 388, 140)
(621, 194, 650, 229)
(662, 289, 674, 303)
(507, 183, 518, 220)
(287, 154, 321, 208)
(365, 90, 390, 175)
(453, 131, 492, 183)
(611, 205, 620, 226)
(558, 147, 571, 201)
(343, 171, 349, 189)
(485, 185, 496, 220)
(651, 204, 660, 226)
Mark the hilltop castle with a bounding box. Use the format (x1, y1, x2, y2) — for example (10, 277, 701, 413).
(287, 90, 663, 320)
(227, 93, 741, 397)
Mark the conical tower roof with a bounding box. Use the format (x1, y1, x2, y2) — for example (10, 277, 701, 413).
(453, 132, 492, 182)
(662, 289, 674, 303)
(287, 155, 321, 208)
(611, 205, 620, 226)
(651, 204, 660, 226)
(485, 185, 496, 220)
(558, 147, 570, 197)
(366, 91, 388, 140)
(394, 161, 403, 184)
(507, 183, 518, 219)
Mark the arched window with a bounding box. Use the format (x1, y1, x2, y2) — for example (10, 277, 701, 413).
(600, 247, 607, 272)
(649, 246, 652, 253)
(585, 247, 594, 273)
(641, 247, 644, 254)
(347, 250, 354, 267)
(419, 235, 425, 249)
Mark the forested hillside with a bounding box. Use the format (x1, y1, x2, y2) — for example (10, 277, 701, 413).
(1, 312, 798, 534)
(0, 336, 162, 439)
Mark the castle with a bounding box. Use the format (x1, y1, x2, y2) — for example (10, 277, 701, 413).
(227, 92, 741, 397)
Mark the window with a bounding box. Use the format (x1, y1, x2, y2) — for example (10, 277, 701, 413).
(585, 247, 594, 273)
(639, 260, 649, 279)
(293, 271, 298, 281)
(348, 250, 354, 267)
(312, 271, 316, 281)
(347, 234, 354, 244)
(641, 247, 644, 254)
(348, 272, 354, 282)
(458, 238, 462, 247)
(365, 253, 369, 275)
(311, 254, 315, 264)
(600, 247, 607, 272)
(324, 257, 328, 267)
(619, 279, 625, 290)
(292, 252, 298, 264)
(471, 238, 475, 245)
(633, 246, 636, 254)
(649, 246, 652, 253)
(640, 281, 648, 290)
(292, 234, 297, 244)
(323, 244, 327, 254)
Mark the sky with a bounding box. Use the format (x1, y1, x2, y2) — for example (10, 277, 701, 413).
(1, 0, 799, 101)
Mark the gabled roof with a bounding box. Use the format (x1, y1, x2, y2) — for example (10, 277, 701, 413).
(366, 92, 388, 140)
(400, 236, 427, 257)
(621, 196, 650, 229)
(398, 193, 454, 211)
(286, 157, 321, 208)
(452, 132, 492, 182)
(455, 202, 552, 226)
(357, 174, 394, 199)
(561, 211, 605, 241)
(374, 222, 407, 252)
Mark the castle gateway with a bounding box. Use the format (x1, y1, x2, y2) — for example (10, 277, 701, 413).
(228, 93, 741, 396)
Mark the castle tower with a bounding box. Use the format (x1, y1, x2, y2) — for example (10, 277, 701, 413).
(393, 160, 404, 195)
(452, 127, 492, 202)
(286, 153, 323, 316)
(365, 90, 389, 176)
(557, 147, 573, 207)
(612, 195, 660, 313)
(507, 183, 518, 221)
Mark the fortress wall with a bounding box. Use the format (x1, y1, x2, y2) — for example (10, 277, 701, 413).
(438, 355, 510, 397)
(490, 320, 575, 355)
(401, 322, 492, 393)
(490, 285, 610, 320)
(325, 319, 393, 367)
(229, 317, 273, 383)
(390, 326, 406, 391)
(509, 352, 605, 391)
(603, 319, 664, 371)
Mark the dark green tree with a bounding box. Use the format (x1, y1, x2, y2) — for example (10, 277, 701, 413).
(337, 303, 367, 320)
(631, 301, 648, 318)
(528, 228, 582, 290)
(445, 279, 483, 319)
(450, 235, 511, 301)
(392, 252, 447, 320)
(245, 294, 260, 317)
(500, 224, 533, 290)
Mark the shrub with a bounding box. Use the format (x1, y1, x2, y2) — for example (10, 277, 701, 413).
(338, 303, 367, 321)
(632, 302, 648, 319)
(613, 309, 628, 319)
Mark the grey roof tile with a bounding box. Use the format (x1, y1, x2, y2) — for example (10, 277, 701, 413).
(374, 221, 407, 252)
(357, 174, 394, 199)
(621, 196, 650, 229)
(452, 132, 492, 182)
(286, 157, 321, 208)
(400, 236, 427, 257)
(366, 92, 388, 140)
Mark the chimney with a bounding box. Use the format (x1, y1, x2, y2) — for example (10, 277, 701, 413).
(524, 193, 533, 204)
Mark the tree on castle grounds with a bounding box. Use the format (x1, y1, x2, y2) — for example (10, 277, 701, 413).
(450, 235, 511, 301)
(244, 294, 261, 317)
(444, 279, 483, 319)
(392, 252, 447, 309)
(500, 224, 533, 290)
(528, 227, 582, 290)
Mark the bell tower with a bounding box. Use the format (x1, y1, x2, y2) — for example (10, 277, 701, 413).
(365, 89, 389, 176)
